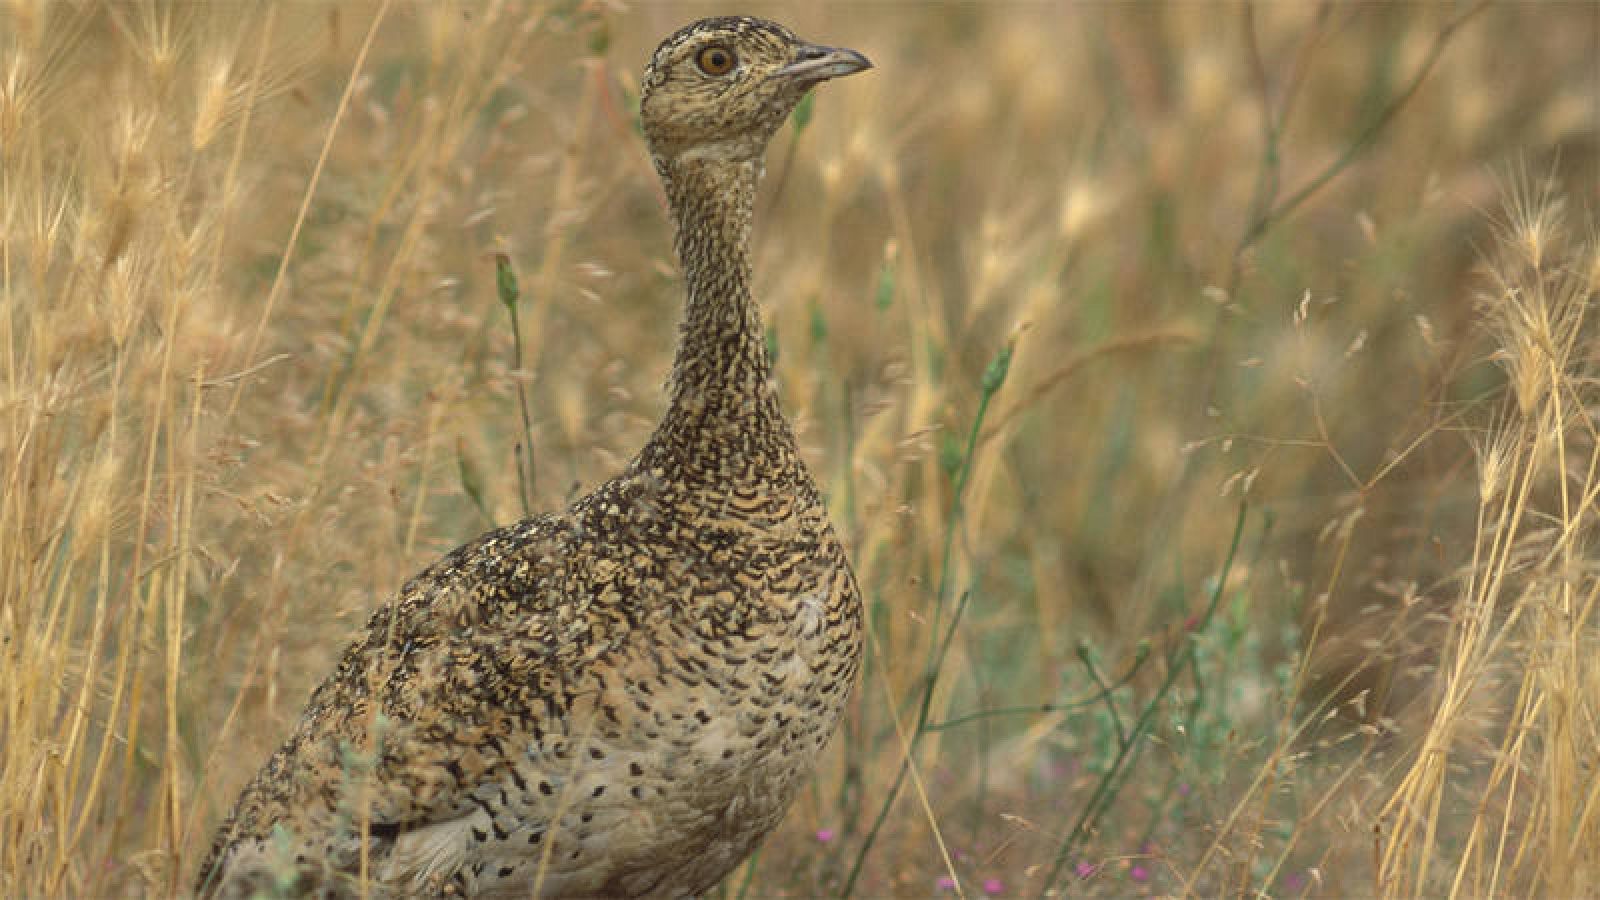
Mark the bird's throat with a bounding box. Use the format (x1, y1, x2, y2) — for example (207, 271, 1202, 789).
(643, 156, 801, 487)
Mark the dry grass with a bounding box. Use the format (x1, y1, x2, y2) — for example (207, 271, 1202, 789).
(1, 1, 1596, 897)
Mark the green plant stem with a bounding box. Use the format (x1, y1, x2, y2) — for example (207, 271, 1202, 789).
(840, 339, 1013, 898)
(1077, 642, 1126, 748)
(1035, 501, 1249, 897)
(840, 589, 971, 897)
(1232, 0, 1489, 266)
(495, 254, 537, 517)
(922, 643, 1152, 733)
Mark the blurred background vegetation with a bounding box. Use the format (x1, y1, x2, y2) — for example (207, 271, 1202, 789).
(2, 1, 1597, 896)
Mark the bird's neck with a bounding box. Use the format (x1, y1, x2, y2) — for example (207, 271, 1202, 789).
(638, 155, 805, 491)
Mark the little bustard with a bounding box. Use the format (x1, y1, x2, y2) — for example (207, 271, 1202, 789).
(197, 16, 870, 899)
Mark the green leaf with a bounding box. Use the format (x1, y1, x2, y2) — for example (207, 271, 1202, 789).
(792, 91, 815, 131)
(939, 432, 963, 480)
(456, 438, 490, 523)
(587, 22, 611, 56)
(495, 253, 521, 312)
(874, 258, 895, 312)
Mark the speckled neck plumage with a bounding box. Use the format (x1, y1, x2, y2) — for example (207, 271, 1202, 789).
(640, 155, 803, 492)
(199, 17, 868, 899)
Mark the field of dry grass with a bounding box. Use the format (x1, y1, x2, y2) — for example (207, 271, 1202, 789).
(2, 1, 1598, 896)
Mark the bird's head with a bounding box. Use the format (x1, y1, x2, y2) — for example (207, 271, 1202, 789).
(640, 17, 871, 168)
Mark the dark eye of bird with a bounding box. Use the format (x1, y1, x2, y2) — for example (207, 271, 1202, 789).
(695, 45, 736, 76)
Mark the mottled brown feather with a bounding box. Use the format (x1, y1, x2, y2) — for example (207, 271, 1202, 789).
(197, 16, 869, 900)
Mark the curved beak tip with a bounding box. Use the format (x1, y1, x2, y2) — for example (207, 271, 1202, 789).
(778, 43, 873, 82)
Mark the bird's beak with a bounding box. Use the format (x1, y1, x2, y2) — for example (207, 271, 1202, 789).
(775, 42, 873, 83)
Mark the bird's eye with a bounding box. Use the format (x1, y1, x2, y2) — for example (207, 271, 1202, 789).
(695, 45, 736, 76)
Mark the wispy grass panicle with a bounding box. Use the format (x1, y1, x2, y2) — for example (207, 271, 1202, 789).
(1, 4, 1593, 896)
(1478, 170, 1587, 420)
(1380, 175, 1600, 898)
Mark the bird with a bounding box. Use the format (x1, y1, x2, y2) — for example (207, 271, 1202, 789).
(196, 16, 870, 900)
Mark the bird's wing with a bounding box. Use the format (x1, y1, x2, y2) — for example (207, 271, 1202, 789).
(216, 504, 647, 874)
